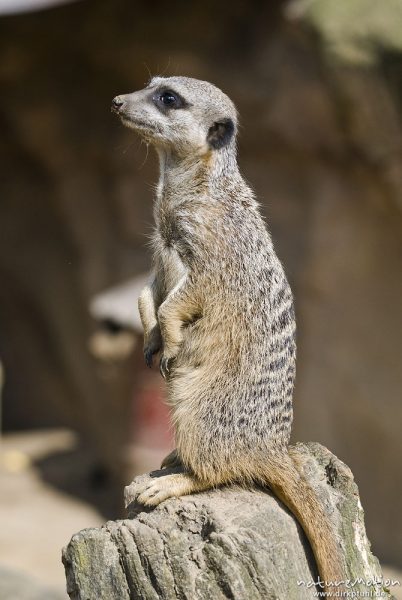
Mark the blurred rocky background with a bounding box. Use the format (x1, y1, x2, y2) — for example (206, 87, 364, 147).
(0, 0, 401, 596)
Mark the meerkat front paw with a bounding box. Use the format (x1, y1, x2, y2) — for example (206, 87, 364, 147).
(143, 325, 162, 368)
(159, 354, 174, 379)
(161, 448, 182, 469)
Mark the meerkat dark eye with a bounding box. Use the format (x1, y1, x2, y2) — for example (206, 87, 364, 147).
(160, 91, 177, 106)
(153, 88, 188, 111)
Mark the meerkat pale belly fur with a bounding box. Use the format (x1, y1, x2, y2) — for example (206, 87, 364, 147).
(112, 76, 345, 590)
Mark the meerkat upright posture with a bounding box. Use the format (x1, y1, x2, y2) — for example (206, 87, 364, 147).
(112, 77, 344, 589)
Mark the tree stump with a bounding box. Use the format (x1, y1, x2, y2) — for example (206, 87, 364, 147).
(62, 443, 393, 599)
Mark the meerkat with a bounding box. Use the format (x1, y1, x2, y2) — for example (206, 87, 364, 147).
(111, 76, 345, 591)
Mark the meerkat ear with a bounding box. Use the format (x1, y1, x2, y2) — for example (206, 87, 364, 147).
(207, 118, 235, 150)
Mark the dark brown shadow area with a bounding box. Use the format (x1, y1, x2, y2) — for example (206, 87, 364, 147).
(34, 444, 125, 520)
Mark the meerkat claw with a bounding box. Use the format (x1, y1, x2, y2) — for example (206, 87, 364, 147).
(136, 476, 176, 506)
(159, 355, 172, 379)
(136, 473, 203, 507)
(138, 490, 169, 507)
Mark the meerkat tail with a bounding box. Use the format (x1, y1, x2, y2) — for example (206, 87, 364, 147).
(259, 451, 345, 593)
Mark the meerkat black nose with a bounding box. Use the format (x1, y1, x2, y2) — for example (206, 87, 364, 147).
(111, 96, 124, 111)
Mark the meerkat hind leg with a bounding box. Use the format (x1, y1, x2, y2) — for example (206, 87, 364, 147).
(136, 473, 210, 506)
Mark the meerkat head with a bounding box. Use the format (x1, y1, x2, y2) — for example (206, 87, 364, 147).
(111, 76, 237, 158)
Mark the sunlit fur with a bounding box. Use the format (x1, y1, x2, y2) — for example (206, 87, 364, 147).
(113, 76, 345, 591)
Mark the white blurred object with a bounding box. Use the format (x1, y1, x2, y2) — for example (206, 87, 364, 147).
(0, 0, 78, 15)
(1, 450, 31, 473)
(88, 330, 137, 363)
(89, 274, 148, 333)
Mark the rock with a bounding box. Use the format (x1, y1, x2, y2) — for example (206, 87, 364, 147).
(62, 443, 392, 599)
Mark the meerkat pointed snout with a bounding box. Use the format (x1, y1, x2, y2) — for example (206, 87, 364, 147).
(112, 76, 238, 156)
(112, 75, 347, 592)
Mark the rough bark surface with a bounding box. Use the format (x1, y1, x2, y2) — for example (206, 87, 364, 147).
(62, 443, 391, 599)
